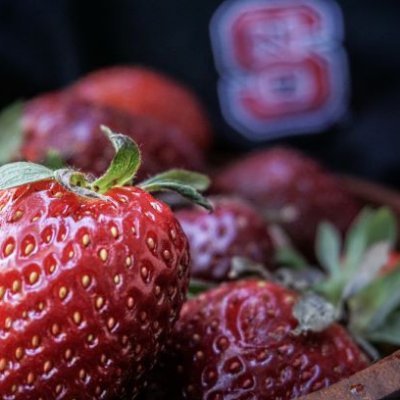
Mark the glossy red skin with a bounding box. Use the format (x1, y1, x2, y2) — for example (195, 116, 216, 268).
(214, 148, 361, 258)
(176, 197, 275, 282)
(21, 92, 205, 178)
(70, 66, 213, 150)
(146, 280, 369, 400)
(0, 180, 190, 399)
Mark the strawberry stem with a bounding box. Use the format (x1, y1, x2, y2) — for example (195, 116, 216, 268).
(91, 126, 141, 194)
(0, 125, 212, 210)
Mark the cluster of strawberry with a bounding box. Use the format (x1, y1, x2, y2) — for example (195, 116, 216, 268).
(0, 66, 399, 400)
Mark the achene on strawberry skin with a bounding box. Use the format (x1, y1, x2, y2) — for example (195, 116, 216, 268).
(141, 280, 369, 400)
(176, 196, 275, 282)
(0, 128, 210, 399)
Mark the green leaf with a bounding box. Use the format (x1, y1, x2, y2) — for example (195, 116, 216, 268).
(274, 246, 309, 270)
(0, 102, 24, 164)
(364, 310, 400, 346)
(0, 162, 54, 190)
(343, 207, 374, 272)
(349, 267, 400, 334)
(140, 169, 210, 192)
(139, 170, 212, 210)
(343, 207, 397, 274)
(43, 150, 65, 170)
(91, 126, 141, 193)
(315, 222, 342, 276)
(365, 207, 397, 247)
(140, 180, 212, 210)
(342, 241, 391, 300)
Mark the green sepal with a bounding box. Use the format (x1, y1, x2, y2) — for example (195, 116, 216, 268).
(342, 241, 391, 300)
(0, 102, 24, 164)
(342, 208, 374, 272)
(343, 207, 397, 274)
(0, 125, 212, 210)
(43, 150, 65, 170)
(365, 207, 397, 247)
(363, 311, 400, 346)
(92, 126, 141, 193)
(349, 267, 400, 336)
(0, 162, 54, 190)
(140, 169, 210, 191)
(314, 207, 397, 306)
(274, 246, 309, 270)
(292, 292, 338, 334)
(139, 169, 212, 210)
(315, 222, 342, 276)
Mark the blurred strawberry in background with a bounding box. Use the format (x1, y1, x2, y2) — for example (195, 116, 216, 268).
(214, 147, 361, 258)
(70, 66, 213, 150)
(21, 90, 206, 178)
(2, 66, 214, 179)
(176, 196, 275, 282)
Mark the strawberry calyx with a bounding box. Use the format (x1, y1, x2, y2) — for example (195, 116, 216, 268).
(277, 206, 400, 357)
(0, 125, 212, 209)
(196, 206, 400, 354)
(292, 292, 338, 335)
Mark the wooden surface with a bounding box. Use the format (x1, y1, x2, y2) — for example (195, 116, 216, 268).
(299, 351, 400, 399)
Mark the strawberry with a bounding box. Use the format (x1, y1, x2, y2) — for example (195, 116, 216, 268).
(214, 147, 361, 258)
(0, 127, 210, 399)
(20, 92, 205, 178)
(70, 66, 213, 149)
(142, 280, 368, 399)
(176, 196, 275, 282)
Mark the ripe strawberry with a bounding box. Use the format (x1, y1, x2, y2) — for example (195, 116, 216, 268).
(0, 128, 210, 399)
(70, 66, 213, 149)
(21, 92, 205, 178)
(214, 147, 361, 258)
(144, 280, 369, 400)
(176, 197, 275, 282)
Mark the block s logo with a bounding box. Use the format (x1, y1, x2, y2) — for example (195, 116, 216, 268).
(210, 0, 349, 141)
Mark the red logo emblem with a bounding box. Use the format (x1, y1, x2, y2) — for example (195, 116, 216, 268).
(211, 0, 349, 140)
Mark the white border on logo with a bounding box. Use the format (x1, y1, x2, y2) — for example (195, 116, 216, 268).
(210, 0, 349, 140)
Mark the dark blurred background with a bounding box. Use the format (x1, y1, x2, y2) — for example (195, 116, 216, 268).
(0, 0, 399, 186)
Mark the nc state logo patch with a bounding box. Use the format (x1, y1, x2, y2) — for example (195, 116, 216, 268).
(210, 0, 349, 141)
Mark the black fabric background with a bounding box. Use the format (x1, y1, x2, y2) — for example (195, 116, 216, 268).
(0, 0, 399, 186)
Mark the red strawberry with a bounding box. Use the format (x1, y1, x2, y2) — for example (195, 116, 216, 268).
(144, 280, 369, 399)
(214, 147, 361, 258)
(70, 66, 213, 149)
(21, 92, 205, 178)
(176, 197, 275, 282)
(0, 128, 210, 399)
